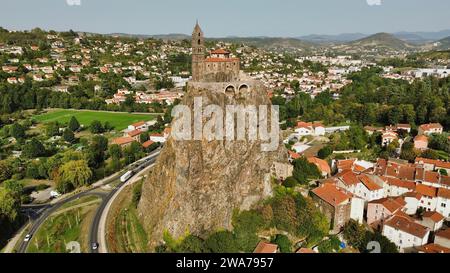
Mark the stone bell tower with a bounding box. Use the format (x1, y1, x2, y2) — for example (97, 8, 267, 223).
(191, 21, 205, 82)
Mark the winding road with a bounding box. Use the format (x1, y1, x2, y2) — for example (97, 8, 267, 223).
(16, 150, 160, 253)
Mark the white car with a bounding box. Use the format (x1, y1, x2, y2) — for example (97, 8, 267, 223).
(92, 243, 99, 250)
(50, 191, 61, 199)
(24, 234, 32, 242)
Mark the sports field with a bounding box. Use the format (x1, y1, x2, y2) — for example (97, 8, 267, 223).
(33, 109, 157, 131)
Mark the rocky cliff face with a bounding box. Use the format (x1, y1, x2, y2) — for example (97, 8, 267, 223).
(138, 82, 287, 249)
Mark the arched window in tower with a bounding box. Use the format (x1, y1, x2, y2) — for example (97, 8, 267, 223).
(198, 39, 201, 45)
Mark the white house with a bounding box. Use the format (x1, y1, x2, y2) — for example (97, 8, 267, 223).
(383, 215, 430, 253)
(382, 131, 398, 147)
(414, 68, 450, 79)
(128, 121, 148, 132)
(336, 171, 384, 202)
(436, 188, 450, 219)
(416, 184, 438, 212)
(150, 133, 166, 143)
(418, 123, 443, 136)
(435, 229, 450, 249)
(403, 192, 422, 215)
(350, 197, 365, 224)
(295, 121, 325, 136)
(382, 177, 415, 198)
(415, 157, 450, 175)
(416, 211, 445, 232)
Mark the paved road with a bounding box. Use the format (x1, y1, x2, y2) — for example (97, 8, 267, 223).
(17, 191, 107, 253)
(89, 152, 159, 253)
(15, 149, 160, 253)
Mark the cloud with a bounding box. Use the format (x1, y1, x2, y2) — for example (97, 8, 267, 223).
(366, 0, 382, 6)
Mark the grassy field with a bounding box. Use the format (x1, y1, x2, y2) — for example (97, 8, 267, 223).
(114, 206, 149, 253)
(107, 183, 148, 253)
(32, 109, 157, 131)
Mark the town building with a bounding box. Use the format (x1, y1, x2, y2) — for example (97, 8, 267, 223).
(415, 211, 445, 232)
(434, 229, 450, 249)
(253, 241, 278, 253)
(191, 22, 240, 82)
(418, 123, 443, 136)
(414, 135, 429, 151)
(294, 121, 325, 136)
(367, 197, 406, 228)
(382, 214, 430, 253)
(311, 183, 364, 233)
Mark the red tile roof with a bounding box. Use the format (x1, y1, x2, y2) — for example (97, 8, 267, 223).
(296, 248, 316, 253)
(358, 174, 383, 191)
(424, 171, 440, 184)
(112, 137, 134, 146)
(337, 159, 356, 171)
(416, 158, 450, 169)
(404, 192, 422, 200)
(288, 150, 301, 160)
(419, 123, 443, 131)
(311, 183, 351, 207)
(383, 177, 416, 190)
(422, 211, 444, 223)
(436, 229, 450, 240)
(417, 244, 450, 254)
(336, 170, 360, 186)
(253, 241, 278, 253)
(205, 57, 240, 63)
(385, 215, 429, 239)
(142, 140, 155, 148)
(296, 121, 313, 129)
(307, 157, 331, 175)
(370, 197, 404, 213)
(414, 135, 428, 142)
(131, 121, 145, 128)
(398, 166, 416, 180)
(127, 129, 143, 138)
(438, 188, 450, 199)
(441, 176, 450, 187)
(210, 49, 230, 54)
(415, 184, 438, 198)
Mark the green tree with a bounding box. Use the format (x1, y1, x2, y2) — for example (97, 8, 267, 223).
(68, 116, 80, 132)
(131, 181, 143, 208)
(63, 128, 76, 144)
(421, 149, 439, 160)
(140, 131, 150, 143)
(10, 123, 26, 140)
(292, 158, 322, 184)
(0, 187, 21, 222)
(0, 161, 12, 183)
(23, 138, 46, 158)
(343, 219, 366, 250)
(108, 144, 122, 159)
(206, 231, 238, 253)
(178, 235, 209, 253)
(46, 122, 60, 137)
(88, 135, 108, 168)
(90, 120, 104, 134)
(318, 146, 333, 159)
(57, 160, 92, 191)
(271, 234, 292, 253)
(282, 177, 298, 188)
(271, 195, 298, 233)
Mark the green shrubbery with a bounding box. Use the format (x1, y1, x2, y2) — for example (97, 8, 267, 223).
(159, 186, 329, 253)
(343, 220, 398, 253)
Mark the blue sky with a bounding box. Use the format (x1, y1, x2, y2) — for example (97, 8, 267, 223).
(1, 0, 450, 37)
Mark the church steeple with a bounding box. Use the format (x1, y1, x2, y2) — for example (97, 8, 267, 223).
(191, 21, 205, 82)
